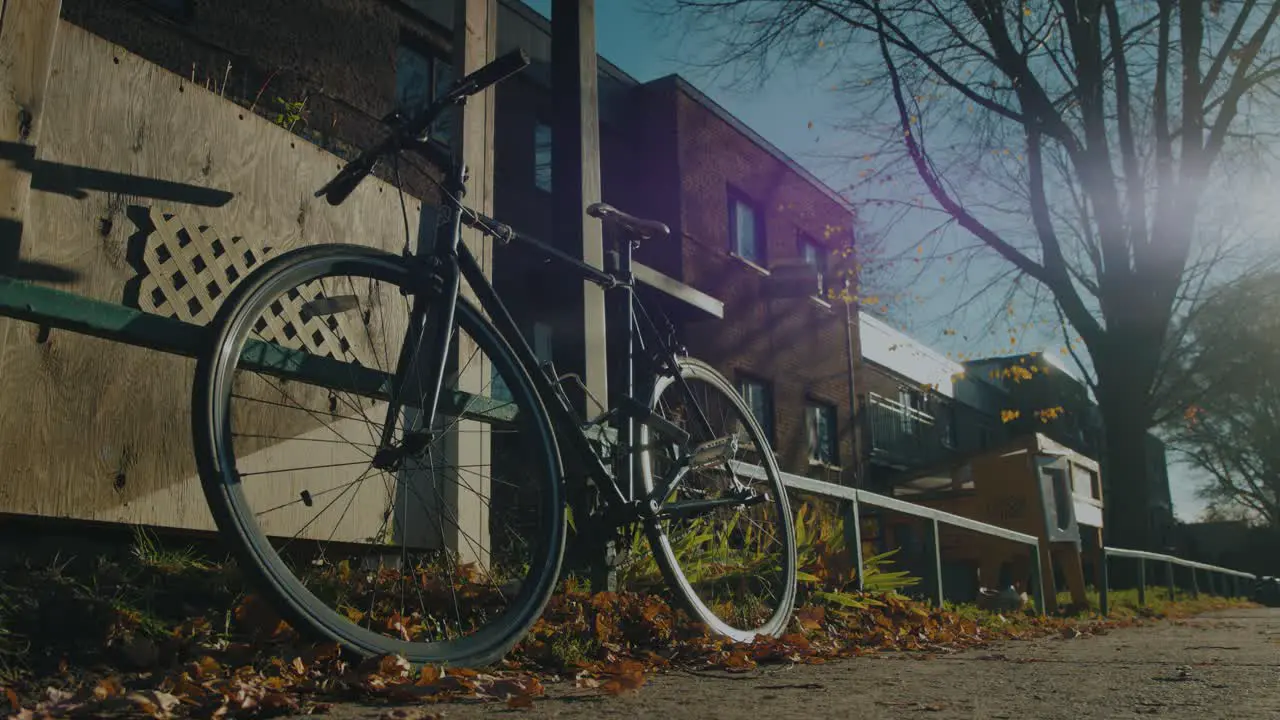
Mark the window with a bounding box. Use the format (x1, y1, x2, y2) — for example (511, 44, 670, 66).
(806, 402, 838, 466)
(897, 386, 925, 432)
(728, 189, 764, 264)
(533, 121, 553, 193)
(898, 386, 925, 413)
(737, 377, 774, 442)
(798, 232, 826, 295)
(1073, 464, 1100, 500)
(941, 404, 958, 450)
(1047, 466, 1073, 531)
(395, 40, 455, 143)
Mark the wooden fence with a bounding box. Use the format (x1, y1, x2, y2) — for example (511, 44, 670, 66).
(0, 21, 428, 535)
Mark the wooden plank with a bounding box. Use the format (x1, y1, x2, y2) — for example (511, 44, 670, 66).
(633, 261, 724, 319)
(407, 0, 500, 564)
(0, 0, 63, 431)
(550, 0, 607, 418)
(0, 0, 62, 222)
(0, 22, 436, 534)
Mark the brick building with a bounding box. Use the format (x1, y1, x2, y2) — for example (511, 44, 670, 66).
(59, 0, 862, 484)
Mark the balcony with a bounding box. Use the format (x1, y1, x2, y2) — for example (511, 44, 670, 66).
(866, 393, 955, 470)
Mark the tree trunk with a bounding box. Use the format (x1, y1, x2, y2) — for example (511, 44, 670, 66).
(1099, 397, 1153, 551)
(1094, 342, 1161, 590)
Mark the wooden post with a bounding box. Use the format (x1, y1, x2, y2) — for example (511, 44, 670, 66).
(1166, 560, 1176, 602)
(550, 0, 607, 417)
(1137, 558, 1146, 606)
(443, 0, 498, 567)
(551, 0, 613, 591)
(398, 0, 498, 566)
(1030, 541, 1047, 615)
(0, 0, 63, 372)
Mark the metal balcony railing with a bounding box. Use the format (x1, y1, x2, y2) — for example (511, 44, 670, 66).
(866, 393, 953, 469)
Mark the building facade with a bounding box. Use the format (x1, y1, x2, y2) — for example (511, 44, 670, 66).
(858, 312, 1008, 493)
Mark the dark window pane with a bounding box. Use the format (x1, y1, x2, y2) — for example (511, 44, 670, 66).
(534, 121, 553, 192)
(396, 43, 453, 144)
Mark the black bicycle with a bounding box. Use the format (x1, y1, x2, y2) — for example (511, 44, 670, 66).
(191, 48, 796, 667)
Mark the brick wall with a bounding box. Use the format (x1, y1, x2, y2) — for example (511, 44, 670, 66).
(641, 78, 862, 483)
(60, 0, 452, 204)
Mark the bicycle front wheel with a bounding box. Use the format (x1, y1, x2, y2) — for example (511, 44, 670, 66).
(638, 356, 797, 641)
(192, 243, 565, 667)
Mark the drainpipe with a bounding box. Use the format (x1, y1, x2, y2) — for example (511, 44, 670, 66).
(844, 275, 860, 488)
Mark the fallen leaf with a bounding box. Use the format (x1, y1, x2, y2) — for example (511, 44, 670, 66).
(507, 693, 535, 709)
(417, 665, 442, 685)
(379, 710, 443, 720)
(93, 677, 124, 701)
(601, 672, 646, 695)
(376, 654, 412, 679)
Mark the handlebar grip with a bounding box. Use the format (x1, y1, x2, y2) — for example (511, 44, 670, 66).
(460, 49, 530, 96)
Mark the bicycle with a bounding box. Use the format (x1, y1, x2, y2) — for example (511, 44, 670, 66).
(191, 48, 796, 667)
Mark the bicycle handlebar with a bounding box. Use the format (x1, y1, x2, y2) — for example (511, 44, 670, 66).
(316, 48, 531, 206)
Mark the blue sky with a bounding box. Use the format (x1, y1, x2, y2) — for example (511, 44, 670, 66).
(519, 0, 1208, 521)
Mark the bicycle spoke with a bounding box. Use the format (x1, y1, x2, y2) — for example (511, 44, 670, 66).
(204, 254, 561, 663)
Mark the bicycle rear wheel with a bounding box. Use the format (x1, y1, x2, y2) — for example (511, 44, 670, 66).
(638, 356, 797, 641)
(192, 243, 565, 667)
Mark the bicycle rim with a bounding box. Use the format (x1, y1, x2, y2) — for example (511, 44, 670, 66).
(637, 356, 796, 641)
(192, 243, 565, 666)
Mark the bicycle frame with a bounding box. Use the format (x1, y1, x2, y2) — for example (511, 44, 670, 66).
(379, 152, 691, 522)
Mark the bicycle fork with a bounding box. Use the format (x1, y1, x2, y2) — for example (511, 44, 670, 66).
(372, 169, 469, 468)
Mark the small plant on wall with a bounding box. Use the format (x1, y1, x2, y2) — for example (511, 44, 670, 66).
(272, 95, 309, 133)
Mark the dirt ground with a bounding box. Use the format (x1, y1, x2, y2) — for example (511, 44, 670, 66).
(299, 608, 1280, 720)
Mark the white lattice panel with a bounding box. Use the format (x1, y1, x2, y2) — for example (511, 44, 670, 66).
(136, 209, 374, 367)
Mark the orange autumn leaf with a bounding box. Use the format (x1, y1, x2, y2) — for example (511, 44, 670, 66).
(376, 654, 412, 679)
(417, 664, 442, 685)
(506, 692, 535, 709)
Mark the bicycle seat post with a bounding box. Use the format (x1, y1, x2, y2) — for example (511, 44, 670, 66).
(603, 228, 637, 506)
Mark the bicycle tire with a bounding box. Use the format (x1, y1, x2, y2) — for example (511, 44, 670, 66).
(638, 356, 797, 641)
(192, 243, 566, 666)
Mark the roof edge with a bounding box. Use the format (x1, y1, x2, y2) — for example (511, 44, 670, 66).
(654, 74, 856, 216)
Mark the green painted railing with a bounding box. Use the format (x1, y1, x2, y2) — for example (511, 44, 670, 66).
(0, 277, 517, 424)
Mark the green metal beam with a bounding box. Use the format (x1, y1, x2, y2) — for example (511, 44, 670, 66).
(0, 277, 517, 424)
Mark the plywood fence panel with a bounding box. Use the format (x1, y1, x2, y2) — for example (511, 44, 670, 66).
(0, 21, 429, 536)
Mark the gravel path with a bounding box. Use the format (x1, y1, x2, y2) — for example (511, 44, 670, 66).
(309, 608, 1280, 720)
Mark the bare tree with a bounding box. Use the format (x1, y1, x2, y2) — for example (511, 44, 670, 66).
(1163, 272, 1280, 529)
(654, 0, 1280, 550)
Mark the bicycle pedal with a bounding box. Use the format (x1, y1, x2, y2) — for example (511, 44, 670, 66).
(685, 434, 740, 471)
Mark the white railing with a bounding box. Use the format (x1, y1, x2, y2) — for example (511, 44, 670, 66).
(731, 462, 1261, 615)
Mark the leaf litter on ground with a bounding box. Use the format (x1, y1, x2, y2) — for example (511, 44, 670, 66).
(0, 545, 1257, 718)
